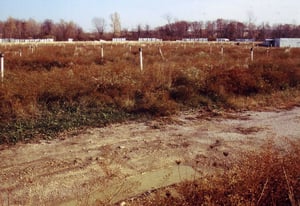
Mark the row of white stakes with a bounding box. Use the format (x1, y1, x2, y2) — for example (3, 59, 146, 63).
(0, 45, 256, 82)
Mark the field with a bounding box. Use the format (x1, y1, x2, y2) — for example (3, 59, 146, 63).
(0, 42, 300, 205)
(1, 42, 300, 144)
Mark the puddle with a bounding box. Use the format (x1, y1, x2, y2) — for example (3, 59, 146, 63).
(60, 165, 197, 205)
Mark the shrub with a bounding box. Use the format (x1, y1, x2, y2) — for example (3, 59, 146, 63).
(127, 140, 300, 206)
(206, 68, 260, 96)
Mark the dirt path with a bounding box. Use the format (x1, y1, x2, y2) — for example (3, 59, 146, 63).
(1, 107, 300, 205)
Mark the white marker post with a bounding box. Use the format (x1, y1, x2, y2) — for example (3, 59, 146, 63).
(101, 45, 104, 60)
(221, 46, 224, 56)
(139, 48, 143, 71)
(250, 47, 254, 62)
(159, 47, 165, 61)
(1, 53, 4, 83)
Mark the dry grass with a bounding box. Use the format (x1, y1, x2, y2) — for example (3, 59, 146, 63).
(1, 43, 300, 205)
(0, 42, 300, 144)
(123, 139, 300, 206)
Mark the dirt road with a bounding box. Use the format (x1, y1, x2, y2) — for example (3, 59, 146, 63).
(1, 107, 300, 205)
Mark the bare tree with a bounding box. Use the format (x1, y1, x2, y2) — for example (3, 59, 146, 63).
(55, 20, 67, 40)
(3, 17, 17, 38)
(216, 19, 227, 38)
(172, 21, 189, 38)
(0, 21, 3, 38)
(56, 20, 83, 41)
(247, 11, 256, 38)
(163, 14, 173, 26)
(190, 21, 204, 37)
(236, 22, 246, 38)
(163, 13, 173, 35)
(224, 21, 237, 40)
(110, 12, 121, 37)
(26, 18, 40, 38)
(205, 21, 216, 39)
(92, 17, 106, 39)
(257, 22, 271, 40)
(144, 24, 151, 36)
(136, 24, 143, 38)
(41, 19, 55, 37)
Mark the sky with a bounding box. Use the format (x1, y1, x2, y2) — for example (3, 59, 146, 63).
(0, 0, 299, 32)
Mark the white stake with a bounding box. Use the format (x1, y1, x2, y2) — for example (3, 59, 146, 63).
(159, 47, 165, 60)
(1, 53, 4, 83)
(250, 47, 254, 62)
(101, 45, 104, 59)
(139, 48, 143, 71)
(221, 46, 224, 56)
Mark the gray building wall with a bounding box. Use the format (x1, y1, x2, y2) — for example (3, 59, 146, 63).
(275, 38, 300, 48)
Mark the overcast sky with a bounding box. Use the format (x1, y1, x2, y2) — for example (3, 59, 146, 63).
(0, 0, 299, 32)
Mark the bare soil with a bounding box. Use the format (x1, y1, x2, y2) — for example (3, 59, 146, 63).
(1, 107, 300, 205)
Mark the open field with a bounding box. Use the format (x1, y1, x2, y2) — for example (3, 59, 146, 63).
(1, 42, 300, 144)
(0, 42, 300, 205)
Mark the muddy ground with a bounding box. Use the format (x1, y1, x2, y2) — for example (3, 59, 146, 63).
(1, 107, 300, 205)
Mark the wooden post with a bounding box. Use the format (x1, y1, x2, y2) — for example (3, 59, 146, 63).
(221, 46, 224, 56)
(1, 53, 4, 83)
(139, 48, 143, 71)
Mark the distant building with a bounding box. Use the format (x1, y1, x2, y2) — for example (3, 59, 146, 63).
(216, 38, 230, 42)
(138, 38, 162, 42)
(275, 38, 300, 48)
(112, 38, 126, 42)
(181, 38, 208, 42)
(261, 39, 275, 47)
(0, 38, 54, 43)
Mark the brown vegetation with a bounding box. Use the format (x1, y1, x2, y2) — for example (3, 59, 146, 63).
(0, 42, 300, 145)
(125, 139, 300, 206)
(0, 43, 300, 205)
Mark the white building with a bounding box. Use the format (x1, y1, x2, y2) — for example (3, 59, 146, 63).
(275, 38, 300, 48)
(181, 38, 208, 42)
(216, 38, 230, 42)
(138, 38, 162, 42)
(112, 38, 126, 42)
(0, 38, 54, 43)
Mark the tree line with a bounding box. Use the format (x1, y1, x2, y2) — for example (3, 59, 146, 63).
(0, 17, 85, 41)
(1, 15, 300, 41)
